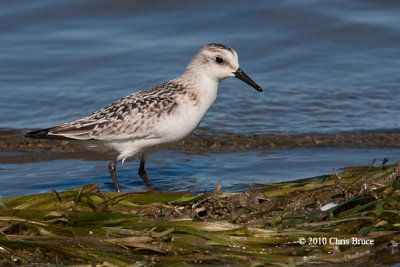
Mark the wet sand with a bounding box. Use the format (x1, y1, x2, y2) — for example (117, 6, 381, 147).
(2, 128, 400, 165)
(2, 128, 400, 155)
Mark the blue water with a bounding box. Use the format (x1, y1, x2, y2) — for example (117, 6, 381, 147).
(1, 147, 399, 198)
(1, 0, 399, 134)
(0, 0, 400, 197)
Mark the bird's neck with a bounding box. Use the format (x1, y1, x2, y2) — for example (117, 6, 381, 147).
(176, 71, 219, 108)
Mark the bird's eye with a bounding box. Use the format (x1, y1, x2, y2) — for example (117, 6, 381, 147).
(215, 57, 224, 64)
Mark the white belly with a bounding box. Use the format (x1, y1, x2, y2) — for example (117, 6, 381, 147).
(108, 89, 217, 161)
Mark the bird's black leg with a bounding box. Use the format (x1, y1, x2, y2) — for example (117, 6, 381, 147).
(108, 160, 121, 192)
(138, 155, 152, 187)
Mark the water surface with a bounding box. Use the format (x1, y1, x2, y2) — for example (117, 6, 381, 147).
(0, 0, 400, 197)
(1, 147, 399, 198)
(0, 0, 399, 134)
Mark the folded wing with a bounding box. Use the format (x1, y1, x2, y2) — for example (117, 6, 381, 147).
(25, 81, 181, 141)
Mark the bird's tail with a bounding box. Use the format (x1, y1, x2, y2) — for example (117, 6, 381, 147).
(24, 128, 73, 140)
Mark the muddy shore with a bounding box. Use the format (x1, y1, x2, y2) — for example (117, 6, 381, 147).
(1, 128, 400, 154)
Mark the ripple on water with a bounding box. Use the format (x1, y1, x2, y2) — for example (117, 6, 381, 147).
(1, 147, 399, 198)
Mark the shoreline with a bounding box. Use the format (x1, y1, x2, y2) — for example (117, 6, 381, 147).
(1, 128, 400, 154)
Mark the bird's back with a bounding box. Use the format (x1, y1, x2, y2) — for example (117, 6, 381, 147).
(25, 80, 190, 141)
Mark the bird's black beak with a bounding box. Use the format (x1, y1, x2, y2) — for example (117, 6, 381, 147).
(234, 68, 263, 92)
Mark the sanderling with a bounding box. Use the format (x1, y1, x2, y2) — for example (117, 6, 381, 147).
(25, 43, 263, 192)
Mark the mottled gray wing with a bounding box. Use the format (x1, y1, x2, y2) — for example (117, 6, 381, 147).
(48, 81, 182, 141)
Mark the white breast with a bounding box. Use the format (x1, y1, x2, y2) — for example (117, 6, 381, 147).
(156, 79, 218, 143)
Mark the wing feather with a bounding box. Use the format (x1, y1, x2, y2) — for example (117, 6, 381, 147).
(25, 81, 185, 141)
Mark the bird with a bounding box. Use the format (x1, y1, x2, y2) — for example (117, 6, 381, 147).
(25, 43, 263, 192)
